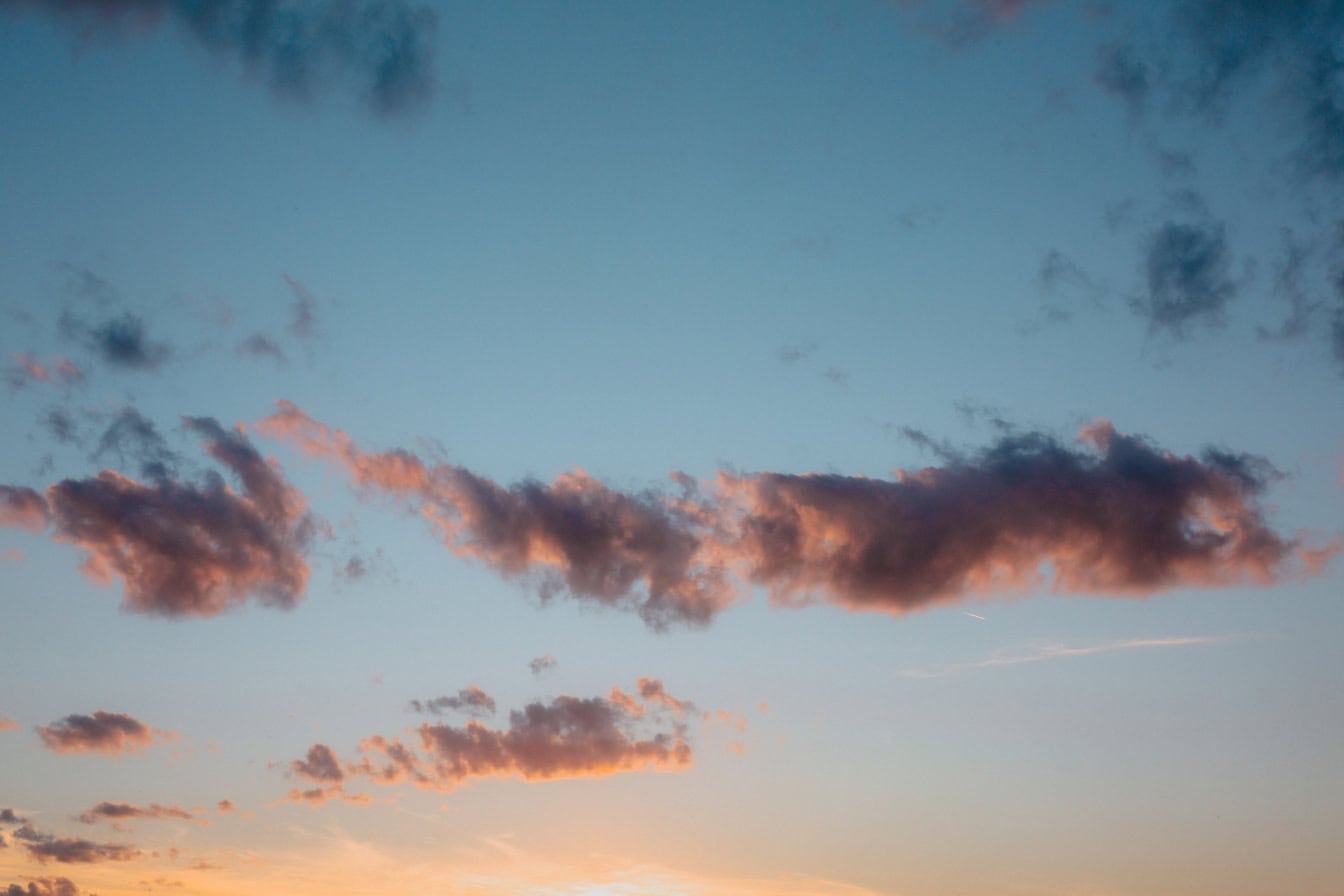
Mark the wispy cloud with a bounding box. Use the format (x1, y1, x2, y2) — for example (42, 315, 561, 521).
(1, 0, 438, 119)
(898, 635, 1241, 679)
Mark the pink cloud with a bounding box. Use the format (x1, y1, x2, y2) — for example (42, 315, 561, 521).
(259, 403, 1334, 625)
(1, 416, 316, 617)
(36, 710, 174, 756)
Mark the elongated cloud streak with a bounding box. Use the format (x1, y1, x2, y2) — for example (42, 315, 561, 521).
(77, 802, 194, 825)
(10, 825, 139, 864)
(898, 635, 1236, 679)
(0, 415, 315, 617)
(257, 402, 732, 628)
(2, 879, 80, 896)
(286, 679, 694, 802)
(259, 403, 1331, 626)
(36, 710, 173, 756)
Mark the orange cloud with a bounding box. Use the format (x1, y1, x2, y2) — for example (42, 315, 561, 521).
(258, 401, 734, 628)
(1, 416, 316, 617)
(0, 487, 48, 533)
(259, 404, 1334, 624)
(36, 711, 174, 756)
(0, 717, 18, 733)
(283, 679, 695, 802)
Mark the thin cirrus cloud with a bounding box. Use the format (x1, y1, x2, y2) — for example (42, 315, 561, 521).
(35, 710, 174, 756)
(898, 635, 1238, 679)
(259, 401, 1334, 628)
(0, 415, 316, 617)
(9, 824, 139, 864)
(0, 0, 438, 119)
(284, 679, 694, 804)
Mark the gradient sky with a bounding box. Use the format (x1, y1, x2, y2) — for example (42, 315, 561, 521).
(2, 2, 1343, 895)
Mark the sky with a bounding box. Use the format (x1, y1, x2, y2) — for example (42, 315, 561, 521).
(1, 1, 1343, 894)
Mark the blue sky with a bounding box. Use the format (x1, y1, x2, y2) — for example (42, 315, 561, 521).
(2, 2, 1343, 895)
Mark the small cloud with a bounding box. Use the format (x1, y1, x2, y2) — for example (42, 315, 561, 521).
(1131, 216, 1238, 337)
(777, 342, 817, 365)
(408, 685, 497, 718)
(528, 654, 557, 676)
(36, 710, 175, 756)
(11, 824, 140, 864)
(235, 333, 287, 366)
(78, 802, 194, 825)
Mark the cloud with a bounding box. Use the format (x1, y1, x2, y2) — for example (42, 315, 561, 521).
(322, 679, 694, 799)
(283, 275, 320, 340)
(77, 802, 194, 825)
(0, 718, 18, 733)
(36, 710, 174, 755)
(4, 354, 83, 390)
(256, 401, 733, 629)
(720, 420, 1330, 614)
(0, 486, 48, 533)
(260, 404, 1333, 624)
(409, 685, 496, 717)
(235, 333, 287, 365)
(1, 0, 437, 119)
(93, 408, 181, 481)
(215, 800, 234, 814)
(291, 744, 344, 784)
(2, 878, 81, 896)
(58, 310, 172, 371)
(11, 824, 139, 864)
(528, 654, 557, 676)
(898, 635, 1237, 679)
(1093, 42, 1149, 115)
(1131, 217, 1237, 336)
(0, 809, 26, 824)
(1, 414, 316, 617)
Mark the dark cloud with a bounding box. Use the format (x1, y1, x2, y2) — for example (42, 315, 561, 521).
(41, 408, 84, 447)
(528, 654, 557, 676)
(78, 802, 193, 825)
(235, 333, 287, 365)
(291, 744, 343, 784)
(408, 686, 496, 718)
(292, 679, 695, 802)
(777, 343, 816, 365)
(0, 0, 437, 118)
(11, 824, 139, 864)
(1132, 218, 1237, 336)
(1094, 2, 1344, 181)
(0, 809, 25, 825)
(1093, 42, 1149, 115)
(59, 310, 172, 372)
(94, 409, 180, 481)
(1, 416, 316, 617)
(1331, 295, 1344, 375)
(215, 800, 234, 814)
(722, 420, 1327, 613)
(2, 878, 80, 896)
(260, 403, 1333, 626)
(36, 710, 172, 755)
(282, 275, 319, 341)
(1257, 230, 1322, 341)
